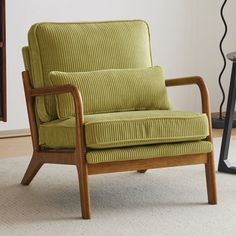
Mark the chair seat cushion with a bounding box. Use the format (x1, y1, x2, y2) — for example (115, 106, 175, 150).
(86, 141, 212, 164)
(39, 110, 209, 149)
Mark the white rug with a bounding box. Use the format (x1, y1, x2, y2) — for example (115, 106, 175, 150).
(1, 137, 236, 236)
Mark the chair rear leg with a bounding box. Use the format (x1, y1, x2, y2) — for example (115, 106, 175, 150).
(21, 155, 43, 185)
(205, 151, 217, 204)
(137, 169, 147, 173)
(76, 164, 91, 219)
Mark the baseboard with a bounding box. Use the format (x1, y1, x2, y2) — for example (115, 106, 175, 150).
(0, 129, 30, 138)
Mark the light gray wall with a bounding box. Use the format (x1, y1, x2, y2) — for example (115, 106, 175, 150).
(1, 0, 235, 131)
(195, 0, 236, 113)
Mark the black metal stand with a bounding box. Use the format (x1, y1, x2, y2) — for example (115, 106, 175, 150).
(212, 0, 228, 130)
(218, 52, 236, 174)
(212, 114, 236, 129)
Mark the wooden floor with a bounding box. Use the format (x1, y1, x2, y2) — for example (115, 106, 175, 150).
(0, 136, 32, 159)
(0, 129, 236, 159)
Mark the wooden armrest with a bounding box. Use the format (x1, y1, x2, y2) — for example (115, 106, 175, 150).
(22, 71, 85, 155)
(30, 84, 81, 97)
(165, 76, 213, 139)
(23, 71, 84, 119)
(28, 84, 84, 121)
(165, 76, 213, 141)
(165, 76, 211, 118)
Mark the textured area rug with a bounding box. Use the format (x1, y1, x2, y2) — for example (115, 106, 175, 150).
(1, 137, 236, 236)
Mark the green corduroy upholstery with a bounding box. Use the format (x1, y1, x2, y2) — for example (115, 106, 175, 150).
(39, 110, 209, 149)
(86, 141, 212, 164)
(49, 67, 171, 119)
(22, 47, 31, 75)
(23, 20, 212, 164)
(27, 20, 152, 122)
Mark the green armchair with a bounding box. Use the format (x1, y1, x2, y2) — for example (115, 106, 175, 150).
(21, 20, 217, 219)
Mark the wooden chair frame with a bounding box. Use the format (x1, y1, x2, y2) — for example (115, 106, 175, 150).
(21, 71, 217, 219)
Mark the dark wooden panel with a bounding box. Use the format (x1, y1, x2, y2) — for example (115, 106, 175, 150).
(0, 0, 6, 122)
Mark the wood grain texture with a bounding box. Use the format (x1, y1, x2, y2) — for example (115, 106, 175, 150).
(88, 154, 208, 175)
(21, 71, 91, 219)
(0, 137, 32, 159)
(166, 76, 217, 204)
(205, 151, 217, 204)
(21, 153, 43, 185)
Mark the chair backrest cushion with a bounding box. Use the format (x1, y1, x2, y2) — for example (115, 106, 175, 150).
(25, 20, 153, 122)
(49, 66, 171, 119)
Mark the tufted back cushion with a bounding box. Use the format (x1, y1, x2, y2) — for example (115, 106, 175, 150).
(23, 20, 153, 122)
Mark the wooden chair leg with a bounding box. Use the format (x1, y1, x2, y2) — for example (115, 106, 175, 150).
(77, 164, 91, 219)
(21, 155, 43, 185)
(137, 169, 147, 173)
(205, 151, 217, 204)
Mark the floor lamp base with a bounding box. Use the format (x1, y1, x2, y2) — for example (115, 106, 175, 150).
(212, 112, 236, 129)
(218, 53, 236, 174)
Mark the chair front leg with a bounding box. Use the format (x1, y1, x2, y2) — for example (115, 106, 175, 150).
(21, 152, 43, 185)
(205, 151, 217, 204)
(76, 157, 91, 219)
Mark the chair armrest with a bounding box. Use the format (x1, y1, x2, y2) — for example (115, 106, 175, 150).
(165, 76, 211, 116)
(22, 71, 86, 156)
(29, 84, 84, 122)
(165, 76, 213, 140)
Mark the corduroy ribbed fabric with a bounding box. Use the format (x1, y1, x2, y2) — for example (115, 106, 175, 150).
(49, 67, 171, 119)
(27, 20, 152, 122)
(22, 47, 31, 75)
(39, 110, 209, 149)
(86, 141, 212, 164)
